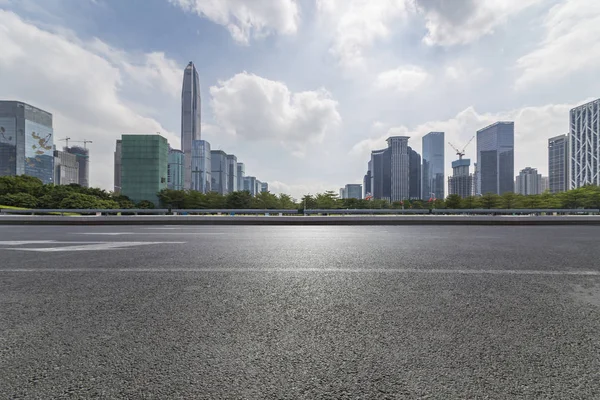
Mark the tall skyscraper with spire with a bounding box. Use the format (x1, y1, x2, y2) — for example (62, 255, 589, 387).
(181, 61, 201, 189)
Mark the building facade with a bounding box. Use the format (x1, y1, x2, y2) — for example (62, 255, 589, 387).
(344, 184, 362, 199)
(120, 134, 169, 205)
(569, 99, 600, 188)
(260, 182, 269, 193)
(0, 101, 54, 184)
(114, 139, 122, 193)
(210, 150, 228, 195)
(370, 148, 391, 201)
(227, 154, 238, 192)
(515, 167, 542, 195)
(477, 121, 514, 195)
(236, 163, 245, 192)
(167, 148, 184, 191)
(422, 132, 445, 200)
(388, 136, 410, 201)
(243, 176, 257, 196)
(363, 161, 372, 198)
(181, 62, 202, 189)
(53, 148, 79, 185)
(191, 140, 211, 193)
(65, 146, 89, 188)
(548, 134, 568, 193)
(448, 159, 473, 198)
(408, 146, 421, 200)
(540, 176, 549, 193)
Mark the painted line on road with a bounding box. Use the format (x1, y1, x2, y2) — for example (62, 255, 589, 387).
(76, 232, 225, 235)
(1, 268, 600, 276)
(5, 241, 187, 252)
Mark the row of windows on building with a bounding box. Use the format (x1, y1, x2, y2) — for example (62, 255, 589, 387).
(113, 135, 268, 206)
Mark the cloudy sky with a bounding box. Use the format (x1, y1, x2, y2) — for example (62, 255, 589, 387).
(1, 0, 599, 199)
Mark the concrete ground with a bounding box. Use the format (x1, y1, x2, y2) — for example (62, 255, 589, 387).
(1, 225, 600, 399)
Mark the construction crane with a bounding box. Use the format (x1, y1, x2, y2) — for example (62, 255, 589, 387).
(71, 139, 93, 149)
(448, 135, 475, 160)
(59, 137, 71, 147)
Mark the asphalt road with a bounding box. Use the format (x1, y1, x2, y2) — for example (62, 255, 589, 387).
(2, 225, 600, 399)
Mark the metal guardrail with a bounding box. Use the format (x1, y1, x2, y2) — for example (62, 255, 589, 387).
(0, 208, 299, 215)
(305, 208, 600, 215)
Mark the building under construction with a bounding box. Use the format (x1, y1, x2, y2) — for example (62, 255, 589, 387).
(448, 159, 474, 198)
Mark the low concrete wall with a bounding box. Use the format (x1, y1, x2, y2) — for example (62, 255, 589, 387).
(2, 215, 600, 225)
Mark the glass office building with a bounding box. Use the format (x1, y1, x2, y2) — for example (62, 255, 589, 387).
(422, 132, 445, 200)
(227, 154, 238, 192)
(548, 135, 568, 193)
(408, 146, 421, 200)
(114, 139, 122, 193)
(370, 148, 391, 201)
(181, 62, 202, 189)
(66, 146, 89, 188)
(120, 134, 169, 205)
(388, 136, 410, 201)
(210, 150, 229, 195)
(244, 176, 257, 196)
(0, 101, 54, 184)
(191, 140, 211, 193)
(168, 148, 184, 191)
(477, 122, 514, 195)
(236, 163, 245, 192)
(569, 99, 600, 188)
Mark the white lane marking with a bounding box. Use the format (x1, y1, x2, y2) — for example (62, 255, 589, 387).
(77, 232, 225, 235)
(1, 268, 599, 276)
(6, 241, 186, 252)
(0, 241, 100, 245)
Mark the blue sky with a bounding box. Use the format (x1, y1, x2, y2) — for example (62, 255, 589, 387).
(1, 0, 600, 198)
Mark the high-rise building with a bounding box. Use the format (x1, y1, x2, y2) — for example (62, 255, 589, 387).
(226, 154, 238, 192)
(477, 122, 514, 195)
(120, 134, 169, 205)
(260, 182, 269, 193)
(210, 150, 228, 195)
(243, 176, 257, 196)
(515, 167, 542, 195)
(237, 163, 245, 192)
(191, 140, 211, 193)
(448, 159, 473, 198)
(344, 184, 362, 199)
(408, 146, 421, 200)
(167, 148, 184, 191)
(363, 161, 372, 198)
(388, 136, 410, 201)
(548, 134, 568, 193)
(339, 187, 347, 199)
(53, 148, 79, 185)
(569, 99, 600, 188)
(422, 132, 445, 200)
(114, 139, 122, 193)
(0, 101, 54, 183)
(65, 146, 89, 187)
(370, 148, 391, 201)
(255, 180, 262, 196)
(181, 62, 202, 189)
(540, 176, 549, 193)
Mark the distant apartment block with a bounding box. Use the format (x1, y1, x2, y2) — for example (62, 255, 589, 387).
(448, 159, 473, 199)
(53, 148, 79, 185)
(515, 167, 542, 195)
(548, 134, 568, 193)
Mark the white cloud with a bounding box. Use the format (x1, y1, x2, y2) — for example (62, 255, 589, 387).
(209, 72, 341, 156)
(375, 66, 429, 92)
(351, 99, 590, 182)
(317, 0, 412, 69)
(515, 0, 600, 89)
(169, 0, 299, 44)
(268, 180, 337, 200)
(416, 0, 542, 47)
(0, 10, 180, 190)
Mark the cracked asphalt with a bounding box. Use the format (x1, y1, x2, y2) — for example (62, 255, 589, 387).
(1, 225, 600, 399)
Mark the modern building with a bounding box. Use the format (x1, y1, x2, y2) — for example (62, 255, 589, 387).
(408, 146, 421, 200)
(181, 62, 202, 189)
(243, 176, 257, 196)
(515, 167, 542, 195)
(569, 99, 600, 188)
(260, 181, 269, 193)
(191, 140, 211, 193)
(422, 132, 445, 200)
(210, 150, 229, 195)
(548, 134, 568, 193)
(363, 162, 372, 198)
(120, 134, 169, 205)
(540, 176, 549, 193)
(344, 184, 362, 199)
(448, 159, 473, 198)
(53, 148, 79, 185)
(339, 187, 347, 199)
(370, 148, 391, 201)
(167, 148, 184, 191)
(65, 146, 89, 188)
(237, 163, 245, 192)
(255, 180, 262, 195)
(114, 139, 122, 193)
(388, 136, 410, 201)
(0, 101, 54, 184)
(477, 121, 514, 195)
(226, 154, 238, 192)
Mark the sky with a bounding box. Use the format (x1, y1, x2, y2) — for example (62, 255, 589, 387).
(1, 0, 599, 199)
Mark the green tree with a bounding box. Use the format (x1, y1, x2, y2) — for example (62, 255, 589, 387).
(315, 191, 339, 209)
(158, 189, 186, 208)
(0, 192, 39, 208)
(277, 193, 296, 209)
(461, 196, 480, 209)
(0, 175, 44, 197)
(252, 191, 280, 209)
(445, 194, 462, 209)
(184, 190, 207, 209)
(136, 200, 155, 209)
(499, 192, 519, 209)
(480, 192, 500, 209)
(225, 191, 253, 209)
(59, 193, 102, 209)
(300, 195, 317, 209)
(111, 194, 135, 209)
(204, 192, 226, 208)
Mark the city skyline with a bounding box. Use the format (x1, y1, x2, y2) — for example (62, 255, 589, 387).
(0, 1, 599, 199)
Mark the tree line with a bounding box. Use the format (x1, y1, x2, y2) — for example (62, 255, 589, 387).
(2, 175, 600, 210)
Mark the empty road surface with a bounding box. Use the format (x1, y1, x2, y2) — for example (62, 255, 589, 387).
(2, 225, 600, 399)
